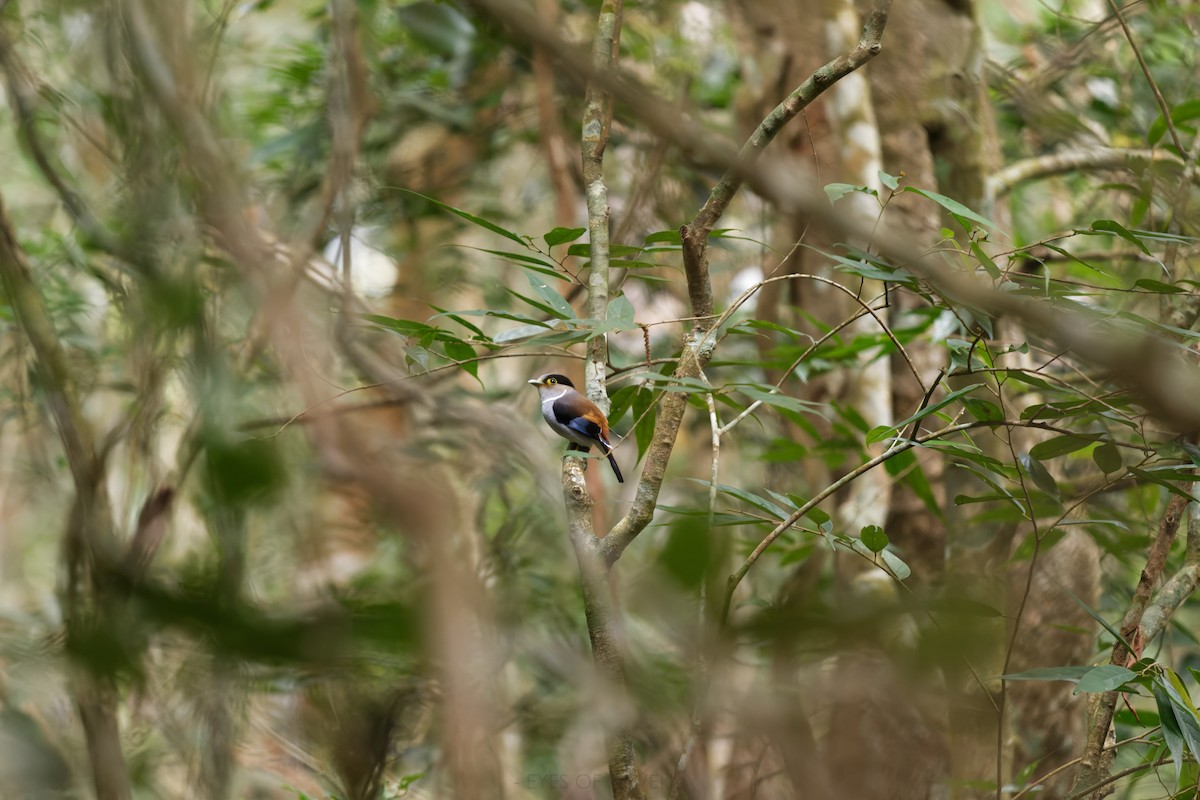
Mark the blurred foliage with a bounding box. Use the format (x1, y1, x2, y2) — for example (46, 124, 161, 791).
(0, 0, 1198, 798)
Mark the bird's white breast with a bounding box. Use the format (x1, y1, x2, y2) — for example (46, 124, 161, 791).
(539, 386, 570, 422)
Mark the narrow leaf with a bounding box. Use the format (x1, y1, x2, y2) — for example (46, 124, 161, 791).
(904, 187, 996, 230)
(1091, 219, 1152, 256)
(1001, 666, 1092, 683)
(525, 273, 575, 318)
(398, 189, 525, 244)
(874, 383, 985, 442)
(1154, 679, 1186, 785)
(1068, 590, 1134, 653)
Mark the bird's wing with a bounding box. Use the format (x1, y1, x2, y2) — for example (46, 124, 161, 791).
(553, 397, 603, 442)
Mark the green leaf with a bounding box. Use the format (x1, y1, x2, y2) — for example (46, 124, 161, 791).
(871, 383, 985, 442)
(689, 480, 790, 520)
(1093, 443, 1123, 474)
(860, 525, 888, 553)
(1075, 665, 1136, 694)
(736, 386, 825, 416)
(639, 374, 714, 393)
(1090, 219, 1152, 256)
(1134, 278, 1185, 294)
(441, 338, 478, 378)
(398, 189, 525, 244)
(801, 505, 832, 533)
(429, 305, 488, 339)
(506, 288, 568, 320)
(824, 182, 870, 204)
(1018, 453, 1059, 499)
(885, 449, 942, 518)
(1068, 590, 1134, 653)
(878, 170, 900, 191)
(1001, 666, 1093, 683)
(364, 314, 434, 337)
(970, 241, 1001, 279)
(1148, 98, 1200, 146)
(1029, 435, 1097, 460)
(644, 229, 682, 245)
(608, 294, 636, 327)
(631, 387, 656, 461)
(1154, 678, 1186, 785)
(1161, 671, 1200, 781)
(524, 273, 575, 318)
(962, 397, 1002, 422)
(1128, 467, 1197, 502)
(465, 247, 566, 279)
(543, 227, 586, 247)
(903, 187, 996, 230)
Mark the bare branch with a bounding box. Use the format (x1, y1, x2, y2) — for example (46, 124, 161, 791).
(986, 147, 1190, 200)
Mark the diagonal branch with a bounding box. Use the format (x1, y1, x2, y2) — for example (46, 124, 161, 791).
(466, 0, 1200, 437)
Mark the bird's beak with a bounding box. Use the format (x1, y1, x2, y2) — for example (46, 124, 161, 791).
(527, 379, 541, 386)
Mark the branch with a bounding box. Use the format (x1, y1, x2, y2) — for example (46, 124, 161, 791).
(570, 4, 646, 800)
(1069, 491, 1189, 798)
(1104, 0, 1186, 156)
(986, 147, 1190, 200)
(719, 419, 1101, 622)
(0, 25, 127, 262)
(581, 0, 621, 409)
(1139, 496, 1200, 643)
(466, 0, 1200, 436)
(561, 460, 645, 798)
(596, 1, 893, 565)
(0, 191, 131, 798)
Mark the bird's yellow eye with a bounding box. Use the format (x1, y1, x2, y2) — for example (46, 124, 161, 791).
(547, 377, 557, 385)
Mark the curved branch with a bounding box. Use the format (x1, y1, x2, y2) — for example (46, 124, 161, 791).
(986, 147, 1189, 200)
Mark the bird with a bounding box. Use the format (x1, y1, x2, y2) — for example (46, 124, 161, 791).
(527, 373, 624, 483)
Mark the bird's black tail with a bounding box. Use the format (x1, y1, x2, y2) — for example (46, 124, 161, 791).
(606, 451, 624, 483)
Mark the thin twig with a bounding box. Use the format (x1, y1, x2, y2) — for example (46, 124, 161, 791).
(720, 418, 1109, 622)
(1104, 0, 1185, 156)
